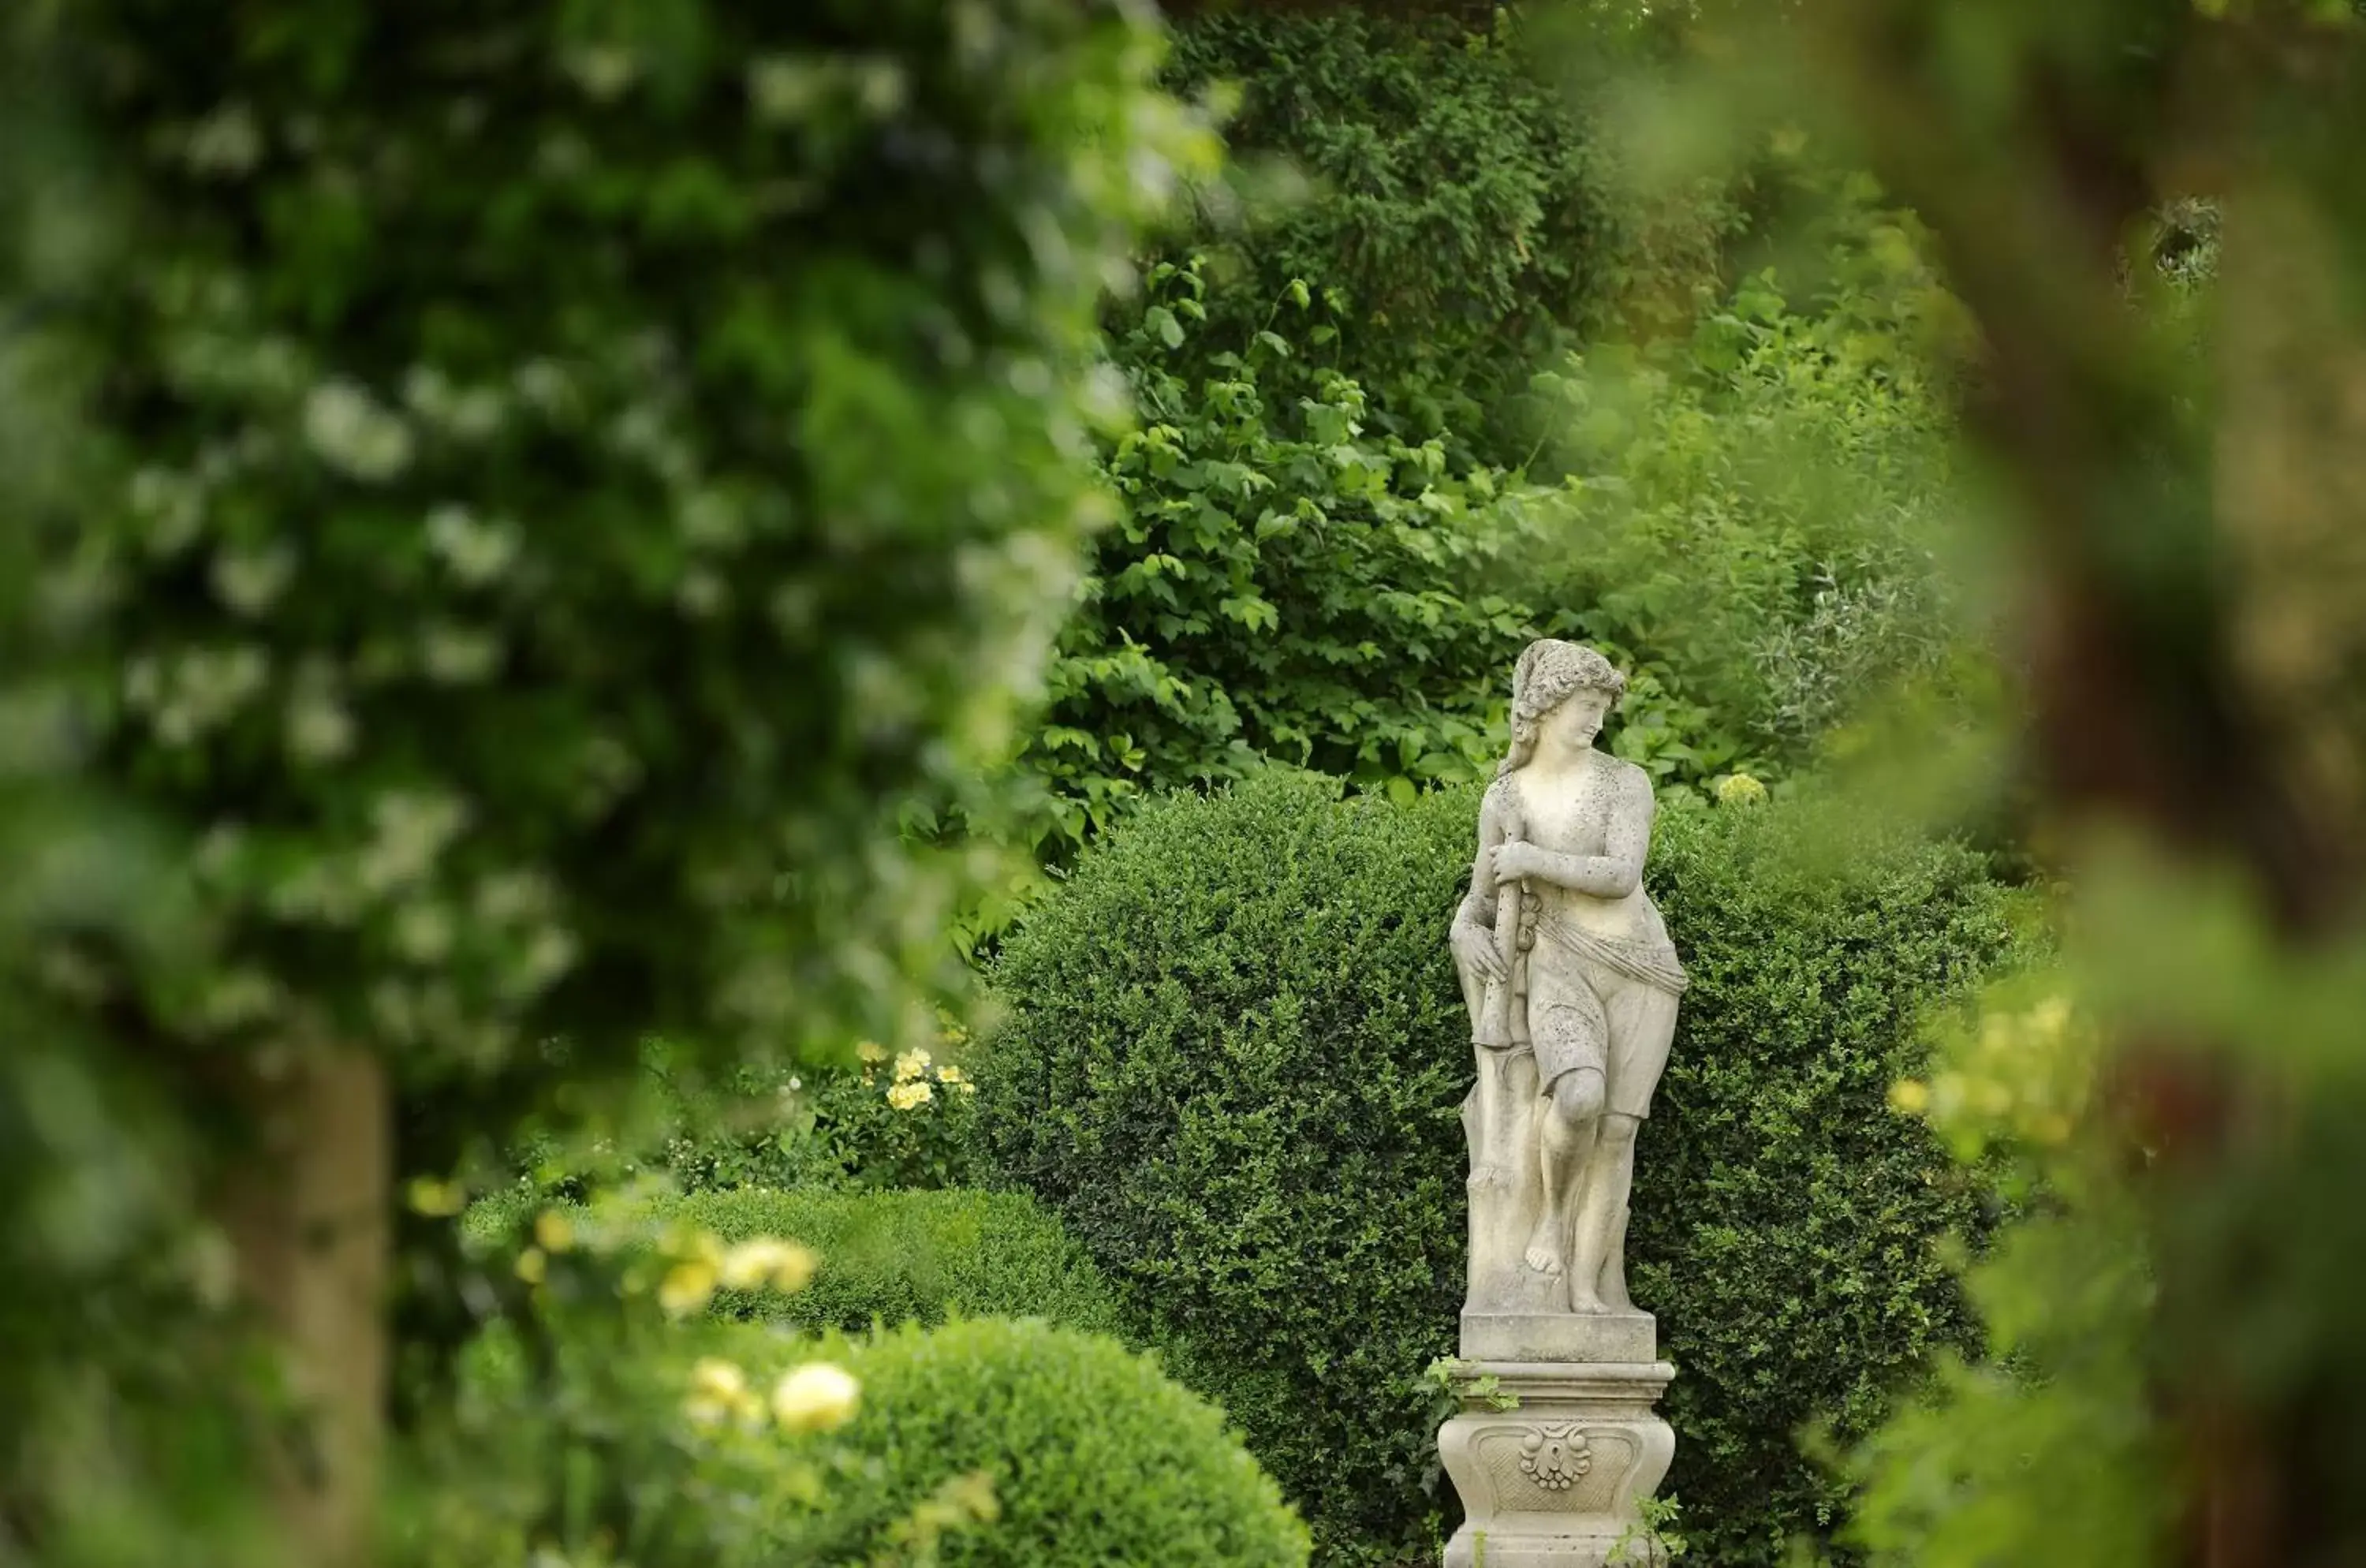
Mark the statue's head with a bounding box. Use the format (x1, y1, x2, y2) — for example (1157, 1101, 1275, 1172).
(1502, 639, 1625, 771)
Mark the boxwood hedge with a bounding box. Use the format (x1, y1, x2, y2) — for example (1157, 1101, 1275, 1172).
(764, 1317, 1312, 1567)
(976, 768, 2030, 1565)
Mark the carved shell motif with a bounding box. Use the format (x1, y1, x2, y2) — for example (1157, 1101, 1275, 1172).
(1517, 1424, 1592, 1491)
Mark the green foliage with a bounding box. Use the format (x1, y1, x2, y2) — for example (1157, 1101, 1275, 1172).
(1162, 9, 1730, 464)
(1528, 175, 1973, 775)
(470, 1185, 1122, 1339)
(976, 770, 2027, 1565)
(760, 1317, 1312, 1567)
(0, 0, 1207, 1557)
(1022, 257, 1545, 852)
(1019, 195, 1968, 861)
(20, 0, 1203, 1121)
(648, 1034, 988, 1195)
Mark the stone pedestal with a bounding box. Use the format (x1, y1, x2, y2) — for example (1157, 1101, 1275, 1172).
(1437, 1323, 1675, 1568)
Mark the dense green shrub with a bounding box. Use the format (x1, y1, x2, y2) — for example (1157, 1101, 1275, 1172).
(1019, 256, 1550, 852)
(468, 1185, 1120, 1338)
(976, 770, 2029, 1565)
(649, 1031, 987, 1193)
(1161, 10, 1730, 463)
(760, 1317, 1312, 1566)
(1018, 191, 1969, 861)
(1529, 174, 1973, 768)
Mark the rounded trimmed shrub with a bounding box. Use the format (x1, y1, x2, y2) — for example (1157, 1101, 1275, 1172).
(767, 1317, 1312, 1566)
(466, 1185, 1119, 1336)
(976, 769, 2030, 1565)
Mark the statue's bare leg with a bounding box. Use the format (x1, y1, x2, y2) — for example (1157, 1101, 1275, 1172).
(1566, 1113, 1640, 1313)
(1526, 1069, 1603, 1277)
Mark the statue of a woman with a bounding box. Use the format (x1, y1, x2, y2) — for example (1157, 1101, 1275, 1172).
(1450, 640, 1687, 1316)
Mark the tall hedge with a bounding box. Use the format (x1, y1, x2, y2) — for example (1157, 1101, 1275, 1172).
(976, 769, 2028, 1566)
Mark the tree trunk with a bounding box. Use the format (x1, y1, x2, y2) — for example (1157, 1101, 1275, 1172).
(218, 1042, 390, 1568)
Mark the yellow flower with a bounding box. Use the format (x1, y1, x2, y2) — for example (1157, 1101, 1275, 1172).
(406, 1176, 466, 1216)
(1715, 773, 1768, 808)
(534, 1210, 575, 1253)
(718, 1237, 819, 1294)
(771, 1361, 860, 1433)
(893, 1047, 932, 1083)
(658, 1257, 718, 1318)
(514, 1246, 547, 1284)
(685, 1357, 759, 1428)
(1887, 1078, 1931, 1115)
(936, 1064, 967, 1085)
(886, 1079, 935, 1111)
(855, 1040, 888, 1063)
(692, 1357, 748, 1398)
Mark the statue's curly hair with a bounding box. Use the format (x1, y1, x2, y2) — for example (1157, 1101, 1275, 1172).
(1495, 639, 1625, 779)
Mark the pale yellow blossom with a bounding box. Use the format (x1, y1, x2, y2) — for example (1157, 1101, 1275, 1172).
(514, 1246, 547, 1284)
(855, 1040, 888, 1063)
(534, 1211, 575, 1253)
(685, 1357, 761, 1428)
(893, 1047, 931, 1083)
(406, 1176, 466, 1217)
(718, 1238, 819, 1294)
(658, 1257, 718, 1318)
(771, 1362, 860, 1433)
(886, 1079, 935, 1111)
(936, 1064, 967, 1085)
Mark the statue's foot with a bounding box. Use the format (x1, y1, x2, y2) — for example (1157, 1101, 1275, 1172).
(1522, 1224, 1565, 1277)
(1567, 1286, 1607, 1314)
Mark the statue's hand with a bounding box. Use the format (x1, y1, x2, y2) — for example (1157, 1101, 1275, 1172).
(1491, 840, 1548, 883)
(1452, 917, 1507, 984)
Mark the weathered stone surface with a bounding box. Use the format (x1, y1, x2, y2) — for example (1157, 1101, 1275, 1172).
(1439, 1361, 1677, 1568)
(1437, 641, 1683, 1566)
(1458, 1309, 1655, 1365)
(1447, 640, 1689, 1321)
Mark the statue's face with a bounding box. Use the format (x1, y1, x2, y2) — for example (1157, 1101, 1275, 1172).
(1541, 685, 1614, 752)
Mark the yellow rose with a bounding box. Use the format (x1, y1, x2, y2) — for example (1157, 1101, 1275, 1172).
(855, 1040, 888, 1063)
(658, 1257, 718, 1318)
(886, 1079, 935, 1111)
(936, 1064, 967, 1085)
(771, 1361, 860, 1433)
(685, 1357, 757, 1428)
(719, 1238, 819, 1294)
(893, 1047, 932, 1083)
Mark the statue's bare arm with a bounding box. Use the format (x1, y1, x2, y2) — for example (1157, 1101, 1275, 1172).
(1495, 768, 1653, 899)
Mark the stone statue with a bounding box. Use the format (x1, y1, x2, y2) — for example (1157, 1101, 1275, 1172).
(1449, 638, 1687, 1323)
(1435, 639, 1685, 1568)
